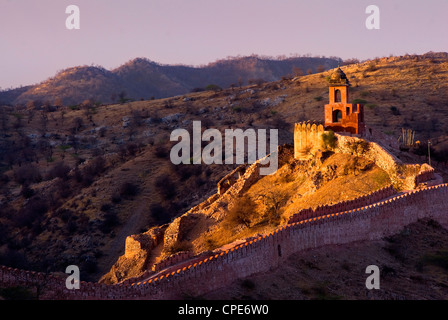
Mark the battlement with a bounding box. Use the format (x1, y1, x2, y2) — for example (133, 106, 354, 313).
(415, 164, 435, 185)
(2, 183, 447, 300)
(153, 251, 194, 272)
(293, 126, 435, 190)
(288, 184, 396, 224)
(293, 121, 326, 160)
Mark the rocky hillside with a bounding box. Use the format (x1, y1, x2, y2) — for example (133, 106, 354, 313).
(100, 144, 393, 284)
(0, 52, 447, 284)
(0, 56, 339, 106)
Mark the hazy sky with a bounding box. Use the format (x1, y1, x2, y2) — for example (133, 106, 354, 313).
(0, 0, 447, 89)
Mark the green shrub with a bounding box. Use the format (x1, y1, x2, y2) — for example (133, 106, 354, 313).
(321, 130, 337, 150)
(155, 175, 176, 200)
(20, 185, 34, 199)
(205, 84, 222, 92)
(99, 211, 119, 233)
(100, 203, 113, 212)
(390, 106, 400, 115)
(352, 98, 368, 104)
(119, 181, 139, 198)
(241, 279, 256, 290)
(13, 164, 42, 185)
(347, 140, 370, 156)
(360, 91, 370, 98)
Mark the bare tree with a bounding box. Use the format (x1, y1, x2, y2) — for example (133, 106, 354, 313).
(237, 77, 243, 87)
(38, 112, 48, 137)
(81, 99, 94, 121)
(60, 110, 66, 126)
(130, 109, 143, 127)
(226, 196, 257, 228)
(118, 91, 128, 104)
(27, 109, 35, 124)
(317, 65, 326, 73)
(54, 98, 64, 108)
(72, 117, 83, 133)
(37, 139, 53, 162)
(12, 113, 23, 131)
(26, 100, 36, 109)
(0, 106, 8, 133)
(68, 135, 80, 154)
(256, 187, 288, 224)
(293, 67, 304, 77)
(110, 93, 117, 103)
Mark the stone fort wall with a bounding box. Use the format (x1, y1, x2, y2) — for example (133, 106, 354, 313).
(294, 121, 325, 160)
(294, 122, 435, 190)
(287, 184, 396, 224)
(1, 182, 447, 300)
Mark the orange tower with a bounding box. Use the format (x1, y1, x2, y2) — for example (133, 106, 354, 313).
(324, 68, 365, 135)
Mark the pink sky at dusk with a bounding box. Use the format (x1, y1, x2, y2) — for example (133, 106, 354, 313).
(0, 0, 447, 89)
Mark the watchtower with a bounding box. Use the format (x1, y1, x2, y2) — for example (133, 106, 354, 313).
(324, 68, 365, 135)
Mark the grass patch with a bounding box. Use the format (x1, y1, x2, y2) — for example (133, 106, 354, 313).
(372, 169, 391, 188)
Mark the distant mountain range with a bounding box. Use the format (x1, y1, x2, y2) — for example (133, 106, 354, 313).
(0, 56, 340, 106)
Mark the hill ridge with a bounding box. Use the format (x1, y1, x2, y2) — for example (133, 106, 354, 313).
(0, 52, 448, 295)
(1, 182, 446, 300)
(0, 55, 340, 106)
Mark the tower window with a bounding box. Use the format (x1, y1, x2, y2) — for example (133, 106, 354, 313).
(333, 110, 342, 123)
(335, 89, 341, 103)
(346, 107, 350, 115)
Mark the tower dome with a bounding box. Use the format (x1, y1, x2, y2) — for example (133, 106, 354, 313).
(328, 67, 350, 86)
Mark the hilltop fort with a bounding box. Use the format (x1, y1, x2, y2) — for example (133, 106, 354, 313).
(1, 62, 447, 300)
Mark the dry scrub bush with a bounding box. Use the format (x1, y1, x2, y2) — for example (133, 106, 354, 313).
(166, 240, 193, 255)
(225, 196, 257, 228)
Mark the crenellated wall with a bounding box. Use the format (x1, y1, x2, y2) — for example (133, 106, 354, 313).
(153, 251, 194, 272)
(293, 122, 435, 190)
(333, 133, 434, 190)
(287, 184, 396, 224)
(2, 183, 447, 300)
(415, 164, 435, 185)
(294, 121, 326, 160)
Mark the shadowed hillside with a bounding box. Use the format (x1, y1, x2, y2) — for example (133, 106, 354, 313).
(0, 55, 340, 106)
(200, 218, 448, 300)
(0, 52, 447, 283)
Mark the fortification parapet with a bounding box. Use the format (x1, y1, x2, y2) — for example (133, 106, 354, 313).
(415, 163, 435, 185)
(294, 121, 326, 160)
(1, 184, 448, 300)
(288, 184, 396, 224)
